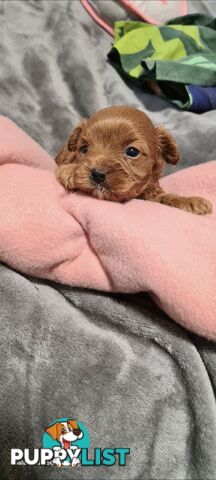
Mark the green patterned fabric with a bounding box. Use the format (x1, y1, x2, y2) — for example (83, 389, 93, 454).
(108, 14, 216, 109)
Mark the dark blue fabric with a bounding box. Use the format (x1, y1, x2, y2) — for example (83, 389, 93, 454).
(188, 85, 216, 112)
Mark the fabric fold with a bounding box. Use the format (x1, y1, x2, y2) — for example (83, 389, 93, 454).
(0, 116, 215, 339)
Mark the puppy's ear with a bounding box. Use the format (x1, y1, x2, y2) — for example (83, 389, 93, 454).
(45, 423, 58, 440)
(55, 144, 70, 165)
(156, 125, 179, 165)
(68, 120, 87, 152)
(55, 120, 87, 165)
(68, 419, 79, 429)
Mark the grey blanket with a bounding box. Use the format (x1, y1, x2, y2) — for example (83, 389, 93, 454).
(1, 1, 216, 479)
(1, 265, 216, 480)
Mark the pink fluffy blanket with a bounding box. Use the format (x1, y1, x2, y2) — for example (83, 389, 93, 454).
(0, 117, 216, 339)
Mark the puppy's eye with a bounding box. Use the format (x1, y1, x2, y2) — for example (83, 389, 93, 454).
(61, 428, 66, 433)
(79, 145, 88, 154)
(125, 147, 140, 158)
(68, 426, 72, 431)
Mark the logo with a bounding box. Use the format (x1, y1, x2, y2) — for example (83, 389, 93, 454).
(43, 418, 89, 467)
(11, 417, 130, 468)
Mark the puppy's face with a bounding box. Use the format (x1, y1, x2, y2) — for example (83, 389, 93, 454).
(56, 106, 179, 201)
(46, 420, 83, 448)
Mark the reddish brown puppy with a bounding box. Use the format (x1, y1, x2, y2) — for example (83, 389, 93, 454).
(56, 106, 212, 215)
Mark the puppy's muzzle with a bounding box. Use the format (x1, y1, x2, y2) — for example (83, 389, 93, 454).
(91, 168, 106, 185)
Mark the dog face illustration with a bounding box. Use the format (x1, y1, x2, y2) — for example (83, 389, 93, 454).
(46, 419, 83, 449)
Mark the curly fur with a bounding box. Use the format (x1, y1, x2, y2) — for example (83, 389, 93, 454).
(56, 106, 212, 215)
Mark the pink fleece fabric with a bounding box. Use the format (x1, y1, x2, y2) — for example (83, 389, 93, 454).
(0, 116, 215, 338)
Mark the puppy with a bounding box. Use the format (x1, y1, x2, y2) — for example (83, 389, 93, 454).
(55, 106, 212, 215)
(46, 420, 83, 467)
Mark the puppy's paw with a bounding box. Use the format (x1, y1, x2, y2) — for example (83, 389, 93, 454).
(186, 196, 213, 215)
(71, 458, 80, 468)
(52, 460, 62, 468)
(159, 194, 212, 215)
(56, 165, 74, 190)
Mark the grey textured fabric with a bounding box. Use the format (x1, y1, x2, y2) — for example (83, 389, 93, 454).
(0, 1, 216, 479)
(1, 264, 216, 480)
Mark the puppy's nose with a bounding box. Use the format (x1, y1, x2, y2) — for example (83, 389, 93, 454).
(91, 168, 106, 184)
(73, 428, 81, 436)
